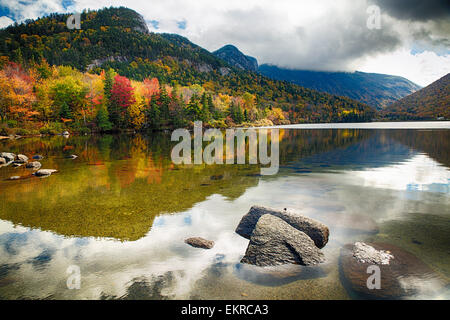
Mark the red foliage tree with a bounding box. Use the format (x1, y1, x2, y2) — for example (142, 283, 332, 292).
(109, 75, 135, 127)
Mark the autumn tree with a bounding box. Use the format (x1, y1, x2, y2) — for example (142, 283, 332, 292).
(109, 75, 135, 128)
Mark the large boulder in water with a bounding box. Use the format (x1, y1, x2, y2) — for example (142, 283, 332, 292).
(241, 214, 325, 267)
(236, 206, 329, 248)
(340, 242, 444, 299)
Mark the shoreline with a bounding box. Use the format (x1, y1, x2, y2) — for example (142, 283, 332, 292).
(1, 120, 449, 141)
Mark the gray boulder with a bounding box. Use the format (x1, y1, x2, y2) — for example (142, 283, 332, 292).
(34, 169, 58, 177)
(26, 161, 42, 170)
(241, 214, 325, 266)
(15, 154, 28, 163)
(0, 152, 15, 162)
(185, 237, 215, 249)
(236, 206, 329, 248)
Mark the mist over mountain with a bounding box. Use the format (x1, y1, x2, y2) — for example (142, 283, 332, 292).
(258, 65, 421, 110)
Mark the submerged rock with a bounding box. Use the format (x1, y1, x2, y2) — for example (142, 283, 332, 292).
(185, 237, 215, 249)
(34, 169, 58, 177)
(241, 214, 325, 266)
(340, 242, 443, 299)
(26, 161, 42, 170)
(32, 155, 44, 160)
(8, 176, 20, 180)
(15, 154, 28, 163)
(66, 154, 78, 159)
(236, 206, 329, 248)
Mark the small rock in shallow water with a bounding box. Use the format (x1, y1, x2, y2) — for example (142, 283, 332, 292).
(15, 154, 28, 163)
(185, 237, 215, 249)
(32, 155, 44, 160)
(0, 152, 15, 162)
(26, 161, 42, 170)
(66, 154, 78, 159)
(34, 169, 58, 177)
(8, 176, 20, 180)
(0, 158, 5, 165)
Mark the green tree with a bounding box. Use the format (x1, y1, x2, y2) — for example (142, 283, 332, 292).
(96, 106, 113, 131)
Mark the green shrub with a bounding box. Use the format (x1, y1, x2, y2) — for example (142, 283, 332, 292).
(39, 122, 63, 135)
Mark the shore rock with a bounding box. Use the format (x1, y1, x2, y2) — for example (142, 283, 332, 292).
(0, 152, 15, 162)
(26, 161, 42, 170)
(34, 169, 58, 177)
(340, 242, 443, 299)
(32, 155, 44, 160)
(241, 214, 325, 266)
(236, 206, 329, 248)
(185, 237, 215, 249)
(8, 176, 20, 180)
(15, 154, 28, 163)
(0, 157, 5, 165)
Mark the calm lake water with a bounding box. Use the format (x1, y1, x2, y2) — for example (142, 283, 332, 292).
(0, 122, 449, 299)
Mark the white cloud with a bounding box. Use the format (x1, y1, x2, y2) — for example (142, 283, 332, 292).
(0, 16, 14, 28)
(358, 49, 450, 86)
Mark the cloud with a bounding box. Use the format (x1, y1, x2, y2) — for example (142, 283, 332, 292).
(0, 16, 14, 28)
(371, 0, 450, 21)
(358, 49, 450, 87)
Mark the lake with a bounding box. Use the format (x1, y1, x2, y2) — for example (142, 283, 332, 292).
(0, 122, 449, 299)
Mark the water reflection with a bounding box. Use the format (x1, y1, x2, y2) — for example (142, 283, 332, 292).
(0, 128, 448, 299)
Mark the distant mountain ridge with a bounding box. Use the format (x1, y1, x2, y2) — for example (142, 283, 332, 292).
(213, 45, 258, 72)
(258, 65, 421, 110)
(383, 73, 450, 120)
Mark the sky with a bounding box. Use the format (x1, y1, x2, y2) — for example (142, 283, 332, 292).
(0, 0, 449, 86)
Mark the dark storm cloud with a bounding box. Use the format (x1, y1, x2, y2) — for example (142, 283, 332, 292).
(373, 0, 450, 21)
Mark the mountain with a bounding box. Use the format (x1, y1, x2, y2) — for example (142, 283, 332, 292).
(213, 45, 258, 71)
(383, 73, 450, 120)
(0, 6, 376, 125)
(258, 65, 421, 110)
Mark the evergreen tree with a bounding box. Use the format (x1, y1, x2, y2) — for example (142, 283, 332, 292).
(59, 102, 71, 119)
(147, 95, 161, 129)
(96, 106, 113, 131)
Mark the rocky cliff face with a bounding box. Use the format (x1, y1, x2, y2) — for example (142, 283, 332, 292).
(213, 45, 258, 72)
